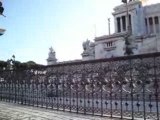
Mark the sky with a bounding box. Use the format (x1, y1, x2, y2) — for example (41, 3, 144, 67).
(0, 0, 159, 65)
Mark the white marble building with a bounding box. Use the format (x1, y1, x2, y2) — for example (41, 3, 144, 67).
(82, 0, 160, 60)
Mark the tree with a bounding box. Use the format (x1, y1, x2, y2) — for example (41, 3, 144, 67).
(0, 60, 7, 70)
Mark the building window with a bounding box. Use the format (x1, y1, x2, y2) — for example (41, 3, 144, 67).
(107, 42, 113, 47)
(129, 14, 132, 31)
(154, 16, 159, 33)
(104, 41, 116, 51)
(145, 18, 147, 25)
(145, 18, 148, 34)
(122, 16, 126, 31)
(117, 17, 121, 33)
(155, 16, 159, 24)
(149, 17, 153, 34)
(149, 17, 153, 25)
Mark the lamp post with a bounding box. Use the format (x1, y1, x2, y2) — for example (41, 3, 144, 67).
(0, 1, 5, 36)
(0, 1, 5, 17)
(122, 0, 133, 55)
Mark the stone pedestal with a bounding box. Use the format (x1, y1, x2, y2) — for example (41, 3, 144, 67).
(47, 58, 57, 65)
(81, 53, 94, 61)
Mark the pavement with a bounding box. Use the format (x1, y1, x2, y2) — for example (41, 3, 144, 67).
(0, 101, 123, 120)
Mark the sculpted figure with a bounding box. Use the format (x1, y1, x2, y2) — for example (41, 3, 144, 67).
(49, 47, 54, 53)
(47, 47, 57, 65)
(82, 40, 90, 51)
(48, 47, 56, 59)
(82, 39, 95, 57)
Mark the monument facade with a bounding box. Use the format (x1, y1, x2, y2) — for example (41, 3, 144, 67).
(82, 0, 160, 60)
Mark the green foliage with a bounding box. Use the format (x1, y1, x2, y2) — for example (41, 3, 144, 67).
(0, 60, 44, 70)
(0, 60, 7, 70)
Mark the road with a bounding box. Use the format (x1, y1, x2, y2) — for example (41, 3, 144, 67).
(0, 101, 125, 120)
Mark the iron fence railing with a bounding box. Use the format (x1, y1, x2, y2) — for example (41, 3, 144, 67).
(0, 52, 160, 120)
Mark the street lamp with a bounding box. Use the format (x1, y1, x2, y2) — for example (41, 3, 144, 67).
(0, 1, 4, 14)
(122, 0, 134, 55)
(0, 1, 5, 17)
(0, 28, 5, 36)
(0, 1, 5, 36)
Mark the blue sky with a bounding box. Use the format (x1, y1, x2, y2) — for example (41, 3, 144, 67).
(0, 0, 159, 64)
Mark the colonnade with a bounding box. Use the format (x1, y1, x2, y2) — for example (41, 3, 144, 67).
(115, 15, 131, 33)
(145, 16, 160, 34)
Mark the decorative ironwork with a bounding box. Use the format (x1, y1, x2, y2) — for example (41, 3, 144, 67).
(0, 52, 160, 119)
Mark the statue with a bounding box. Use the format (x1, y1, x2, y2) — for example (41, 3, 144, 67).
(49, 47, 54, 53)
(82, 40, 90, 51)
(82, 39, 95, 60)
(47, 47, 57, 65)
(48, 47, 55, 58)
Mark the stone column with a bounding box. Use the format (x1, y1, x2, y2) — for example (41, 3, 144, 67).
(130, 13, 134, 35)
(119, 17, 122, 32)
(120, 16, 123, 32)
(125, 15, 127, 32)
(159, 16, 160, 34)
(147, 17, 150, 34)
(145, 18, 148, 34)
(114, 17, 118, 33)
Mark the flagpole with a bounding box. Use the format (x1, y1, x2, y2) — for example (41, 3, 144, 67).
(126, 0, 131, 35)
(108, 18, 111, 35)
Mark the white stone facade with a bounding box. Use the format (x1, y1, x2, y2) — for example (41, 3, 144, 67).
(82, 0, 160, 60)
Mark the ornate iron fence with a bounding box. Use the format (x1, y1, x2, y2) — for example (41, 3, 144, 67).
(0, 53, 160, 120)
